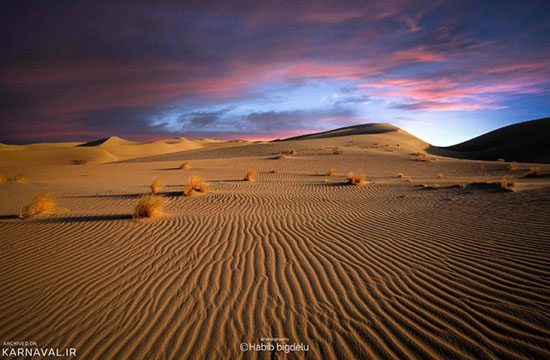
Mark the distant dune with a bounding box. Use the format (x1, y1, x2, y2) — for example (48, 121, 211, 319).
(429, 118, 550, 163)
(1, 119, 549, 167)
(0, 136, 220, 166)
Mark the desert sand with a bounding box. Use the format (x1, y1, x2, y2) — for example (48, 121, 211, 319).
(1, 123, 549, 359)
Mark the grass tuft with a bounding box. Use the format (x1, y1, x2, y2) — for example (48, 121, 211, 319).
(347, 172, 366, 186)
(11, 172, 28, 182)
(150, 178, 162, 194)
(497, 177, 517, 191)
(183, 175, 209, 196)
(19, 192, 57, 219)
(421, 183, 439, 190)
(470, 177, 516, 192)
(523, 167, 541, 177)
(327, 169, 336, 176)
(179, 162, 190, 169)
(244, 170, 256, 182)
(450, 180, 465, 188)
(133, 195, 165, 219)
(506, 162, 518, 171)
(437, 173, 445, 179)
(333, 146, 342, 155)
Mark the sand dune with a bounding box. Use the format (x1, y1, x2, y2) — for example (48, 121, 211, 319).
(429, 118, 550, 163)
(283, 123, 401, 140)
(1, 127, 550, 359)
(0, 137, 222, 166)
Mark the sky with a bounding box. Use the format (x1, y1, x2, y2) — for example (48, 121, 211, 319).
(1, 0, 549, 146)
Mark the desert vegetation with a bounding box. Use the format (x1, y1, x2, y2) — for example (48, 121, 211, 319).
(72, 160, 87, 165)
(183, 175, 209, 196)
(19, 192, 58, 219)
(497, 177, 517, 191)
(150, 178, 162, 194)
(333, 146, 342, 155)
(507, 162, 518, 171)
(0, 172, 6, 183)
(421, 183, 440, 190)
(133, 195, 165, 219)
(347, 172, 366, 185)
(179, 162, 190, 169)
(244, 170, 256, 182)
(327, 169, 336, 176)
(10, 173, 28, 182)
(450, 180, 465, 188)
(523, 167, 541, 177)
(470, 177, 517, 192)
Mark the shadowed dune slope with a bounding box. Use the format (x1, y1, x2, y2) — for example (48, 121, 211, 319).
(428, 118, 550, 163)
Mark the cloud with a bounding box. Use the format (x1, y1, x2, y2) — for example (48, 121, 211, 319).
(1, 0, 549, 143)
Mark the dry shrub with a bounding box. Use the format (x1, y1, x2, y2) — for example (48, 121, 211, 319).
(333, 146, 342, 155)
(288, 149, 296, 155)
(506, 162, 518, 171)
(11, 173, 28, 182)
(470, 177, 516, 192)
(523, 167, 541, 177)
(19, 192, 57, 218)
(324, 177, 329, 183)
(497, 177, 517, 192)
(179, 162, 190, 169)
(398, 173, 405, 178)
(450, 181, 465, 188)
(72, 160, 87, 165)
(245, 170, 256, 182)
(437, 173, 445, 179)
(184, 175, 209, 196)
(473, 177, 490, 184)
(150, 178, 162, 194)
(0, 172, 6, 183)
(270, 169, 277, 174)
(422, 183, 439, 190)
(347, 172, 366, 185)
(496, 158, 506, 162)
(133, 195, 165, 219)
(327, 169, 336, 176)
(406, 176, 412, 182)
